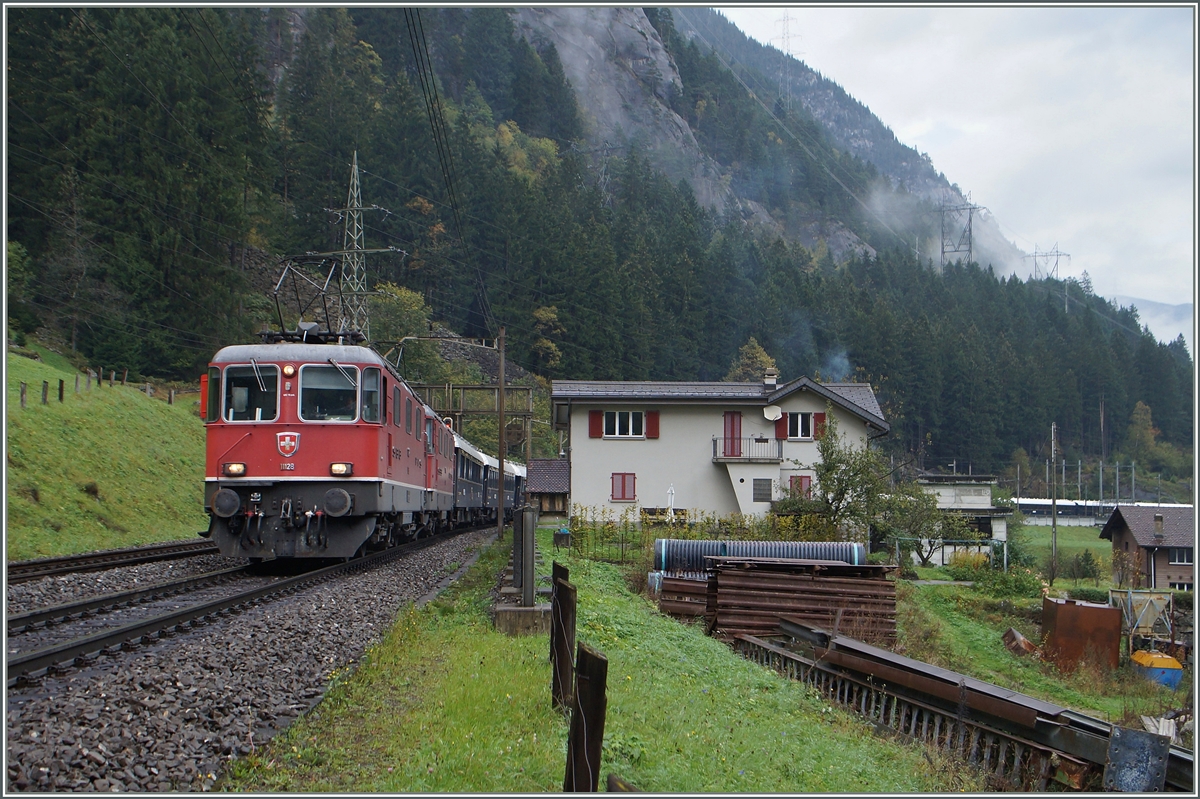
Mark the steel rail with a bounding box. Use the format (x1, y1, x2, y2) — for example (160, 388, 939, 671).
(6, 540, 219, 583)
(732, 628, 1193, 791)
(6, 527, 479, 686)
(7, 566, 250, 634)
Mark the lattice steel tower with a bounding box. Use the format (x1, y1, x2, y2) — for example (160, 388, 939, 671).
(339, 151, 369, 339)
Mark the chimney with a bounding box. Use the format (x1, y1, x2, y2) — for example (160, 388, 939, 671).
(764, 367, 779, 390)
(1154, 513, 1164, 542)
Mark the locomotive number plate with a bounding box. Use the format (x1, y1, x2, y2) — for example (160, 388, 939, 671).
(280, 462, 296, 471)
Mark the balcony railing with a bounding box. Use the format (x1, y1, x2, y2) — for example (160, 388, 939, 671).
(712, 436, 783, 462)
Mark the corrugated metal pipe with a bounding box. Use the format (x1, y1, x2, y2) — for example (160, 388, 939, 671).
(653, 539, 866, 572)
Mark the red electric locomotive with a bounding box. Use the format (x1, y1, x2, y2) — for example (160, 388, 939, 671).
(201, 328, 458, 559)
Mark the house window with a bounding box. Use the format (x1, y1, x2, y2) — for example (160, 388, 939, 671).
(790, 475, 812, 498)
(788, 412, 812, 439)
(752, 479, 773, 502)
(1170, 582, 1193, 591)
(1169, 548, 1193, 565)
(604, 411, 644, 438)
(611, 472, 636, 501)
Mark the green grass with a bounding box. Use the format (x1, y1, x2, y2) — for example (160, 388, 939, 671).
(896, 582, 1187, 724)
(6, 350, 208, 560)
(223, 529, 986, 793)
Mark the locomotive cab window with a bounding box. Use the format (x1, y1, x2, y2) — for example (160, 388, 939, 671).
(361, 367, 381, 423)
(222, 364, 279, 422)
(299, 365, 358, 421)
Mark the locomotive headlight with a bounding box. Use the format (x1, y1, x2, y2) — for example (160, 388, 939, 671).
(330, 462, 354, 476)
(282, 364, 296, 377)
(222, 462, 247, 476)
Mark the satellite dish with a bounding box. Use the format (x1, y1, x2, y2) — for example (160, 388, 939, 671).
(763, 405, 782, 421)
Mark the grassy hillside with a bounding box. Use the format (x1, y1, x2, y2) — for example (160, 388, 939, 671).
(6, 350, 208, 561)
(225, 527, 984, 792)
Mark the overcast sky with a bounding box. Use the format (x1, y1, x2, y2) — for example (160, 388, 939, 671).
(716, 6, 1195, 316)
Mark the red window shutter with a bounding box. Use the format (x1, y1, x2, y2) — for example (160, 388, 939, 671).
(628, 473, 636, 500)
(646, 411, 660, 439)
(775, 412, 788, 440)
(612, 473, 621, 500)
(814, 412, 827, 439)
(723, 412, 742, 457)
(800, 475, 812, 497)
(589, 410, 603, 438)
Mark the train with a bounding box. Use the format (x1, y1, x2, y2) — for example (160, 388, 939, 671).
(199, 325, 524, 559)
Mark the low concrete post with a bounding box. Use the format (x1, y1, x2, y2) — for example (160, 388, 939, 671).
(512, 508, 523, 591)
(41, 381, 48, 404)
(20, 382, 27, 409)
(522, 506, 537, 607)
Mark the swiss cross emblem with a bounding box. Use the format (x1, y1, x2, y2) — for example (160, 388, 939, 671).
(277, 432, 299, 457)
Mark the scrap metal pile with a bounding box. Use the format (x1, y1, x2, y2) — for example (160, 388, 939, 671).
(658, 556, 897, 646)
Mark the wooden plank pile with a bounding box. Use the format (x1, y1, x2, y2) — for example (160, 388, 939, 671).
(700, 557, 897, 646)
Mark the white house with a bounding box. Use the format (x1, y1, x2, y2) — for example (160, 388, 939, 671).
(551, 369, 889, 517)
(914, 473, 1011, 566)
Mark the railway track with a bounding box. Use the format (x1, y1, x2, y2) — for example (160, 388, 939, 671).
(6, 539, 219, 584)
(7, 528, 477, 686)
(733, 617, 1193, 792)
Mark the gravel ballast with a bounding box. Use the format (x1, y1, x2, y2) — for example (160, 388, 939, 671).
(6, 530, 494, 792)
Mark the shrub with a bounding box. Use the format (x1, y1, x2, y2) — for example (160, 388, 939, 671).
(1174, 591, 1194, 611)
(867, 550, 893, 566)
(976, 566, 1045, 598)
(1067, 587, 1110, 604)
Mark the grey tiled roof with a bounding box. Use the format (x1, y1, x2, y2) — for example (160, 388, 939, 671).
(552, 381, 767, 400)
(820, 383, 885, 421)
(551, 377, 888, 429)
(1101, 505, 1194, 548)
(527, 458, 570, 494)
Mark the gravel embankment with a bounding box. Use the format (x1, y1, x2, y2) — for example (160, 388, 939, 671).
(6, 554, 244, 617)
(6, 530, 494, 792)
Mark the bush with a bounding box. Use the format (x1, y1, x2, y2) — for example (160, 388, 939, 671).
(1067, 587, 1109, 604)
(1174, 591, 1194, 611)
(976, 567, 1045, 598)
(867, 550, 893, 566)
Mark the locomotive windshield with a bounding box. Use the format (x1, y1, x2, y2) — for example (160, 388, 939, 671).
(222, 364, 279, 422)
(299, 365, 358, 421)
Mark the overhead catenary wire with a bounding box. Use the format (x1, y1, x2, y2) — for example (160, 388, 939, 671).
(675, 7, 910, 252)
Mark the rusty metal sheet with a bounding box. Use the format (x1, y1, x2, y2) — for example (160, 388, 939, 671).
(813, 645, 1041, 728)
(1042, 598, 1122, 671)
(1103, 725, 1171, 792)
(1002, 627, 1040, 658)
(778, 616, 1069, 723)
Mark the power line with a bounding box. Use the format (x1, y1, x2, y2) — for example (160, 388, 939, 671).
(676, 7, 911, 252)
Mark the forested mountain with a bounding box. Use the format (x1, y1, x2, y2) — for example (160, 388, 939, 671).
(6, 7, 1192, 480)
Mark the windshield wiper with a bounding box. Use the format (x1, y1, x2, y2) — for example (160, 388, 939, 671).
(249, 358, 267, 392)
(328, 358, 356, 388)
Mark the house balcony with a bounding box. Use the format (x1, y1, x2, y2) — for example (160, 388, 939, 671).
(712, 437, 783, 463)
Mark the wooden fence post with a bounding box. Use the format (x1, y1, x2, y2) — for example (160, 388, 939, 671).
(168, 389, 175, 405)
(145, 382, 151, 397)
(563, 643, 608, 792)
(551, 571, 576, 712)
(59, 379, 64, 402)
(86, 371, 92, 391)
(121, 369, 128, 386)
(75, 374, 80, 394)
(41, 381, 49, 404)
(20, 382, 27, 409)
(109, 370, 115, 387)
(550, 562, 569, 663)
